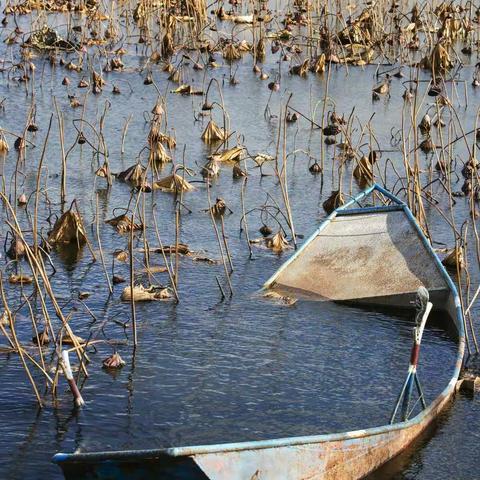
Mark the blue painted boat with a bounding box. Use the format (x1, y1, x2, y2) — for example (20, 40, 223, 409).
(53, 184, 465, 480)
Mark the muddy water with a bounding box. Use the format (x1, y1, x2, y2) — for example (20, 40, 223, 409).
(0, 12, 479, 480)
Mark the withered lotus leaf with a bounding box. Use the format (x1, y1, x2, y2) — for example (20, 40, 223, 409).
(265, 231, 290, 252)
(115, 163, 146, 187)
(162, 31, 174, 58)
(309, 162, 322, 174)
(223, 43, 241, 61)
(9, 274, 33, 284)
(419, 114, 431, 133)
(353, 155, 375, 186)
(0, 311, 8, 328)
(238, 40, 251, 52)
(209, 198, 227, 217)
(254, 153, 275, 164)
(256, 38, 266, 59)
(461, 157, 479, 178)
(372, 81, 389, 95)
(421, 43, 453, 75)
(263, 291, 297, 305)
(232, 163, 247, 178)
(419, 137, 435, 153)
(441, 247, 465, 270)
(121, 284, 172, 301)
(48, 209, 87, 246)
(0, 133, 9, 153)
(158, 132, 176, 149)
(201, 157, 220, 177)
(113, 250, 129, 262)
(62, 331, 84, 345)
(151, 101, 164, 117)
(106, 214, 143, 233)
(260, 225, 272, 236)
(168, 69, 181, 84)
(7, 237, 26, 259)
(311, 54, 326, 73)
(33, 330, 50, 346)
(149, 141, 172, 165)
(323, 190, 345, 214)
(170, 84, 203, 95)
(153, 173, 195, 193)
(152, 244, 191, 255)
(201, 120, 226, 143)
(95, 162, 111, 178)
(102, 352, 126, 369)
(323, 125, 341, 136)
(290, 59, 309, 76)
(212, 146, 244, 163)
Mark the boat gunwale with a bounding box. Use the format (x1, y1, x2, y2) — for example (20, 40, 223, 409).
(53, 184, 466, 465)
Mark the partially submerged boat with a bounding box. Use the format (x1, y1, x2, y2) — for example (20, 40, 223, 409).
(53, 184, 465, 480)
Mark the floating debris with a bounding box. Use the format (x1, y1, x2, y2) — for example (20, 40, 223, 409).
(265, 231, 291, 252)
(263, 291, 297, 306)
(26, 25, 75, 50)
(121, 285, 172, 301)
(33, 330, 50, 346)
(9, 274, 33, 285)
(102, 352, 126, 369)
(106, 215, 143, 233)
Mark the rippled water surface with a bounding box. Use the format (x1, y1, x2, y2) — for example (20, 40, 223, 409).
(0, 5, 479, 480)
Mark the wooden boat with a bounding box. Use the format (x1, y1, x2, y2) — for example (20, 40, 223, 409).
(53, 184, 465, 480)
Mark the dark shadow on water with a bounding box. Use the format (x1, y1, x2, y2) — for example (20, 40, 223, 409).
(59, 455, 210, 480)
(54, 244, 84, 269)
(337, 300, 459, 342)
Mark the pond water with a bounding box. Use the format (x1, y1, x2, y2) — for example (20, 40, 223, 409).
(0, 3, 479, 479)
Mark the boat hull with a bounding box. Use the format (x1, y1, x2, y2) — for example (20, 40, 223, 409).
(192, 391, 455, 480)
(55, 371, 461, 480)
